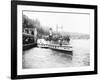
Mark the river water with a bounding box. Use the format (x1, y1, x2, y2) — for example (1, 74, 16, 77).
(22, 39, 90, 69)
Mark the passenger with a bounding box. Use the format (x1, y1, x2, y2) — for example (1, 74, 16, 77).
(59, 37, 63, 46)
(67, 35, 70, 44)
(49, 28, 53, 42)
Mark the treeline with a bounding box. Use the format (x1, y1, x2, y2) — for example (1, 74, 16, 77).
(23, 14, 90, 40)
(23, 15, 49, 38)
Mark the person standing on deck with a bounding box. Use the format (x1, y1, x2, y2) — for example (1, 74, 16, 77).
(67, 35, 70, 44)
(49, 28, 53, 42)
(34, 28, 37, 43)
(59, 36, 63, 46)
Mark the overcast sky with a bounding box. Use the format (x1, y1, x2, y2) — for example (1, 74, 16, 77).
(23, 11, 90, 34)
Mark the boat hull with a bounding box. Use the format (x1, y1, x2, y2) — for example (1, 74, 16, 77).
(38, 43, 73, 55)
(50, 47, 73, 55)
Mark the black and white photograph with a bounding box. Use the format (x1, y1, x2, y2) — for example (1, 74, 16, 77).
(22, 11, 90, 68)
(11, 1, 97, 79)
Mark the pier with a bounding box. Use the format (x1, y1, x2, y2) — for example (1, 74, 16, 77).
(23, 28, 37, 50)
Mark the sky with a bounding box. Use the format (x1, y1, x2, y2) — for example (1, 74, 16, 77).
(23, 11, 90, 34)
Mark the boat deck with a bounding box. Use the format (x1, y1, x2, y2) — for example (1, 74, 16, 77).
(38, 43, 73, 53)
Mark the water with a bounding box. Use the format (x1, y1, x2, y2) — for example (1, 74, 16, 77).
(22, 39, 90, 69)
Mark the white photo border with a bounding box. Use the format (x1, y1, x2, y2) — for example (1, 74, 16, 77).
(17, 5, 94, 75)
